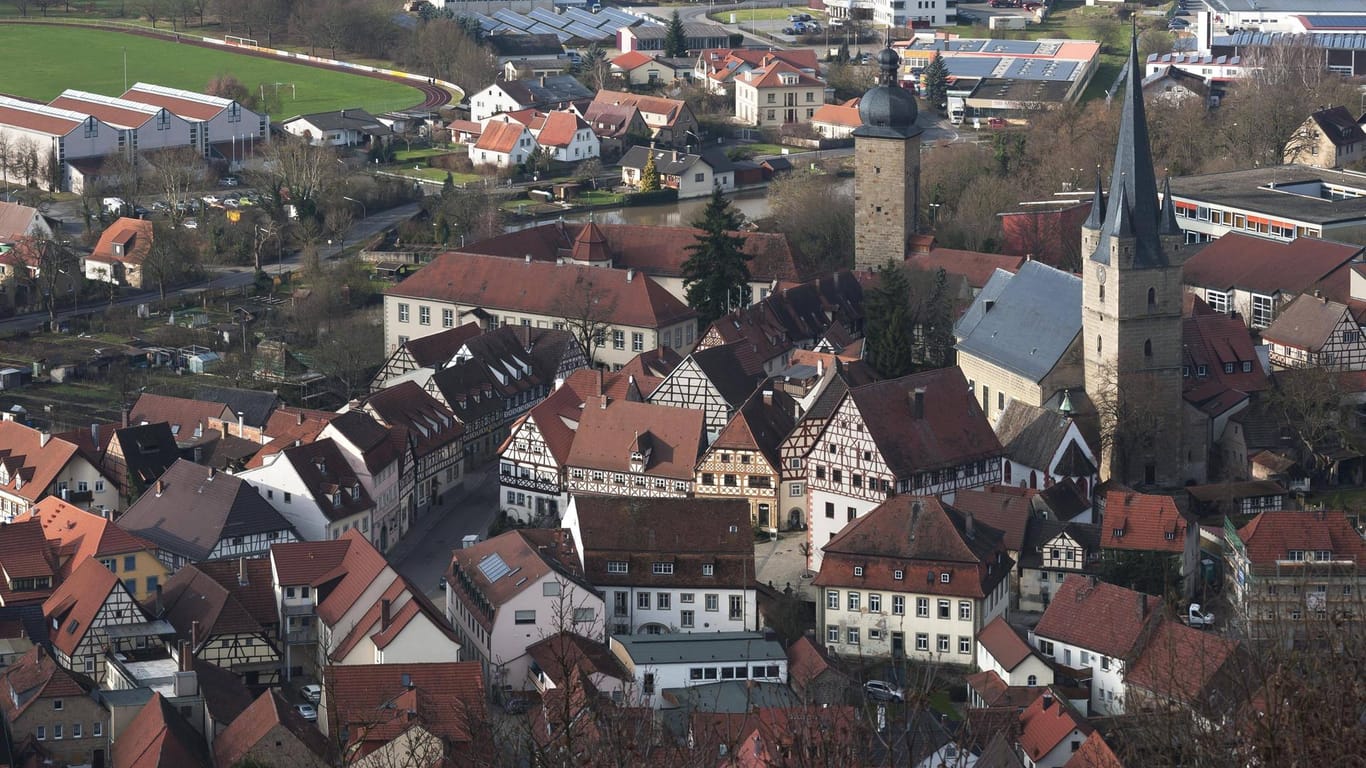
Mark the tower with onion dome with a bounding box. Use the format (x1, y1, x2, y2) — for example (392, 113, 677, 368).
(853, 45, 924, 273)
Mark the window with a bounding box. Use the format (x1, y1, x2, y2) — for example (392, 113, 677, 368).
(959, 636, 971, 654)
(827, 625, 839, 643)
(514, 610, 536, 624)
(790, 483, 802, 496)
(1101, 656, 1111, 671)
(613, 330, 625, 349)
(824, 502, 834, 518)
(847, 506, 856, 522)
(146, 576, 159, 593)
(1027, 674, 1038, 686)
(632, 332, 644, 352)
(847, 591, 860, 611)
(916, 633, 929, 651)
(573, 608, 594, 623)
(93, 722, 102, 737)
(638, 592, 651, 609)
(847, 627, 860, 645)
(36, 727, 44, 741)
(608, 561, 628, 574)
(442, 308, 454, 327)
(53, 724, 62, 740)
(941, 572, 951, 583)
(729, 595, 743, 619)
(53, 700, 63, 711)
(543, 581, 561, 596)
(894, 569, 904, 580)
(283, 492, 291, 503)
(892, 596, 905, 615)
(854, 566, 864, 577)
(681, 610, 695, 627)
(916, 597, 929, 617)
(652, 562, 674, 575)
(702, 564, 714, 576)
(706, 594, 719, 611)
(938, 599, 950, 619)
(1251, 294, 1274, 328)
(937, 635, 950, 653)
(398, 303, 410, 322)
(959, 601, 972, 621)
(124, 556, 136, 572)
(1038, 639, 1055, 657)
(869, 593, 881, 612)
(657, 593, 671, 610)
(419, 306, 430, 325)
(833, 469, 842, 483)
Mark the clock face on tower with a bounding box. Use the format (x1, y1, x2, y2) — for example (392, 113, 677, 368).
(1097, 265, 1107, 284)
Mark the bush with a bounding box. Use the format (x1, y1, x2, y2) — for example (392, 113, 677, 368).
(623, 188, 678, 206)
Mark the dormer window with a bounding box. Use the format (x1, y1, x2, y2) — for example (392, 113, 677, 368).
(893, 569, 903, 580)
(351, 485, 361, 501)
(940, 573, 950, 584)
(1113, 528, 1125, 538)
(332, 491, 342, 506)
(854, 566, 864, 577)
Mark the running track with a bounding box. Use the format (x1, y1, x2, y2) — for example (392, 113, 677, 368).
(1, 21, 454, 110)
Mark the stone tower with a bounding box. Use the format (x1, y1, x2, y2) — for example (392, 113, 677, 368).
(1081, 33, 1189, 487)
(853, 46, 923, 273)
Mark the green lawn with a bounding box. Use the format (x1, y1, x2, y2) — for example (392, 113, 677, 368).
(394, 147, 463, 162)
(0, 25, 424, 114)
(395, 167, 482, 184)
(709, 6, 807, 23)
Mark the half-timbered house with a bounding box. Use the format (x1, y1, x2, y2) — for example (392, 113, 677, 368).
(1263, 293, 1366, 371)
(814, 496, 1012, 662)
(236, 438, 376, 544)
(993, 400, 1098, 499)
(371, 322, 483, 391)
(356, 381, 466, 521)
(43, 558, 157, 680)
(319, 411, 412, 553)
(562, 496, 757, 637)
(564, 396, 705, 500)
(1017, 519, 1101, 612)
(149, 558, 282, 687)
(20, 496, 168, 602)
(648, 343, 765, 439)
(804, 368, 1004, 570)
(694, 386, 798, 531)
(116, 460, 300, 572)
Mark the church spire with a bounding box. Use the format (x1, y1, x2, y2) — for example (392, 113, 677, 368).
(1094, 31, 1164, 267)
(1084, 167, 1105, 230)
(1159, 176, 1181, 235)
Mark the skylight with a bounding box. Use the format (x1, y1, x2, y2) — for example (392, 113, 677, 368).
(478, 553, 512, 582)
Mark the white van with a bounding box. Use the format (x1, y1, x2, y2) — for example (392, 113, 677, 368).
(948, 96, 966, 125)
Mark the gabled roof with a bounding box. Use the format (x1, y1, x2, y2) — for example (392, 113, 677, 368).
(816, 496, 1011, 599)
(0, 95, 91, 137)
(128, 393, 233, 444)
(449, 529, 586, 631)
(213, 689, 332, 768)
(786, 634, 841, 696)
(387, 251, 697, 329)
(1126, 618, 1242, 707)
(42, 557, 128, 656)
(951, 486, 1033, 553)
(708, 386, 799, 470)
(0, 518, 61, 606)
(1062, 731, 1123, 768)
(1181, 233, 1362, 295)
(324, 662, 485, 749)
(977, 615, 1038, 672)
(1101, 491, 1186, 554)
(688, 343, 767, 407)
(525, 632, 629, 689)
(736, 59, 825, 89)
(1183, 297, 1268, 393)
(536, 110, 590, 148)
(396, 322, 484, 368)
(845, 367, 1004, 477)
(358, 381, 464, 459)
(475, 120, 530, 154)
(811, 98, 862, 128)
(0, 646, 93, 722)
(283, 108, 391, 135)
(1033, 577, 1159, 658)
(565, 396, 703, 479)
(1018, 693, 1092, 765)
(0, 422, 84, 505)
(116, 460, 297, 561)
(619, 144, 734, 176)
(0, 201, 48, 240)
(1261, 293, 1352, 351)
(20, 497, 156, 578)
(590, 89, 690, 126)
(1019, 518, 1101, 570)
(1307, 105, 1366, 149)
(153, 560, 273, 643)
(110, 422, 180, 488)
(611, 50, 657, 70)
(194, 386, 281, 428)
(121, 82, 237, 121)
(269, 538, 350, 586)
(955, 260, 1081, 383)
(911, 248, 1025, 293)
(89, 216, 154, 263)
(570, 497, 752, 589)
(995, 402, 1089, 475)
(324, 410, 402, 474)
(111, 692, 212, 768)
(1235, 509, 1366, 569)
(497, 75, 594, 109)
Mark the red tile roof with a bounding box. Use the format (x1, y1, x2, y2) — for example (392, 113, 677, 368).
(312, 531, 389, 626)
(952, 486, 1035, 552)
(1183, 298, 1268, 394)
(1017, 692, 1092, 764)
(1101, 491, 1186, 553)
(358, 381, 465, 459)
(0, 96, 84, 136)
(42, 557, 125, 656)
(49, 91, 157, 129)
(536, 110, 590, 148)
(1126, 618, 1241, 707)
(966, 669, 1048, 709)
(1182, 233, 1361, 296)
(324, 662, 485, 751)
(128, 393, 233, 444)
(111, 692, 211, 768)
(1235, 509, 1366, 571)
(449, 529, 584, 632)
(786, 635, 839, 695)
(20, 497, 155, 579)
(189, 557, 277, 627)
(1034, 577, 1159, 659)
(525, 632, 629, 688)
(815, 496, 1012, 599)
(0, 518, 61, 606)
(845, 367, 1004, 477)
(906, 248, 1025, 291)
(388, 251, 696, 329)
(1063, 731, 1123, 768)
(977, 615, 1036, 672)
(270, 538, 350, 586)
(0, 422, 84, 505)
(737, 59, 825, 89)
(590, 90, 690, 127)
(0, 646, 91, 721)
(121, 84, 233, 121)
(811, 98, 862, 128)
(474, 120, 528, 154)
(213, 689, 332, 768)
(89, 217, 153, 266)
(570, 497, 753, 589)
(611, 50, 656, 70)
(566, 396, 704, 480)
(154, 561, 271, 642)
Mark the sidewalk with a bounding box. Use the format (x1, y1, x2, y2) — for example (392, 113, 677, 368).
(386, 463, 491, 565)
(755, 529, 819, 603)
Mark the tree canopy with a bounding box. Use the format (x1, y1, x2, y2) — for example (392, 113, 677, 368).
(681, 186, 751, 326)
(664, 10, 687, 58)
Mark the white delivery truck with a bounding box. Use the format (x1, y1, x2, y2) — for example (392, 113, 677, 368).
(989, 15, 1027, 30)
(947, 96, 966, 125)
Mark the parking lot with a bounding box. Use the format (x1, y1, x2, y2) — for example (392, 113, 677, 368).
(102, 176, 266, 231)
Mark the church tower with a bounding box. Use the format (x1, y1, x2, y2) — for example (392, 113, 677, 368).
(1081, 33, 1189, 487)
(853, 47, 922, 273)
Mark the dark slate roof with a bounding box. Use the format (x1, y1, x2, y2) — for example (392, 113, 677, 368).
(283, 108, 392, 136)
(619, 145, 735, 176)
(114, 423, 181, 488)
(1092, 34, 1164, 268)
(955, 261, 1081, 383)
(690, 344, 766, 407)
(487, 33, 565, 58)
(1018, 519, 1101, 569)
(116, 460, 297, 561)
(0, 604, 50, 647)
(194, 386, 281, 429)
(994, 401, 1075, 471)
(847, 367, 1003, 477)
(501, 75, 594, 108)
(1036, 478, 1090, 522)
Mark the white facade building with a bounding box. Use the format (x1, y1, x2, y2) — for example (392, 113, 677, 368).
(236, 439, 376, 543)
(609, 632, 787, 708)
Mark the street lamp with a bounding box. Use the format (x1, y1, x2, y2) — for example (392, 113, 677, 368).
(929, 202, 941, 228)
(342, 195, 367, 219)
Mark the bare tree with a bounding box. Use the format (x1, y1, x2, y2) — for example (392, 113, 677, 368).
(17, 235, 79, 323)
(149, 147, 205, 227)
(764, 171, 854, 272)
(1091, 362, 1182, 486)
(138, 0, 163, 27)
(1263, 367, 1358, 481)
(552, 274, 619, 368)
(247, 136, 343, 221)
(10, 0, 32, 16)
(142, 223, 198, 301)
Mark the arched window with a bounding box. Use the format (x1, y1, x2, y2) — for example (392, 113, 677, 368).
(1029, 470, 1038, 489)
(1147, 287, 1157, 309)
(1078, 477, 1088, 496)
(1028, 675, 1038, 686)
(1097, 335, 1102, 353)
(1003, 461, 1012, 485)
(1144, 339, 1153, 358)
(1099, 283, 1105, 302)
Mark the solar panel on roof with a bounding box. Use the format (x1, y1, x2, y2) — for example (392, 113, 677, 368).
(528, 7, 568, 27)
(566, 21, 611, 39)
(473, 13, 497, 29)
(562, 7, 597, 24)
(494, 9, 534, 29)
(528, 22, 561, 35)
(478, 552, 513, 582)
(600, 8, 641, 27)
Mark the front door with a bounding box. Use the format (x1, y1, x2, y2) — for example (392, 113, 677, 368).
(759, 504, 771, 527)
(892, 632, 905, 656)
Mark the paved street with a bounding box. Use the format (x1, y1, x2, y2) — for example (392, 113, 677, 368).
(388, 463, 501, 606)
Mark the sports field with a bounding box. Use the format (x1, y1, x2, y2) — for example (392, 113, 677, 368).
(0, 25, 425, 115)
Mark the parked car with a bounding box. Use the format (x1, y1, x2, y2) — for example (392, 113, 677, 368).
(294, 703, 318, 721)
(864, 680, 905, 702)
(504, 697, 531, 714)
(1183, 603, 1215, 628)
(829, 17, 845, 27)
(201, 195, 220, 205)
(150, 201, 169, 212)
(219, 176, 240, 187)
(987, 117, 1007, 128)
(301, 684, 322, 704)
(181, 218, 199, 230)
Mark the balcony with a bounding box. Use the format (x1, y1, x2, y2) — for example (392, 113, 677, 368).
(285, 629, 316, 645)
(283, 602, 316, 617)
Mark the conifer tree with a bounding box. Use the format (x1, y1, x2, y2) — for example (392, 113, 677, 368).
(639, 153, 661, 191)
(665, 10, 688, 57)
(924, 51, 950, 108)
(864, 259, 916, 378)
(682, 186, 751, 325)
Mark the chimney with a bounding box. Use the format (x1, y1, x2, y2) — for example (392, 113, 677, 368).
(155, 479, 164, 496)
(525, 253, 533, 263)
(39, 431, 50, 448)
(178, 640, 193, 672)
(190, 620, 201, 651)
(626, 268, 635, 282)
(207, 466, 216, 480)
(599, 395, 607, 409)
(816, 359, 824, 376)
(540, 75, 547, 87)
(90, 423, 98, 444)
(238, 557, 249, 586)
(237, 411, 245, 437)
(965, 511, 975, 538)
(672, 149, 679, 162)
(912, 388, 925, 419)
(1042, 692, 1054, 710)
(762, 389, 773, 405)
(121, 404, 129, 428)
(297, 411, 305, 426)
(381, 599, 392, 631)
